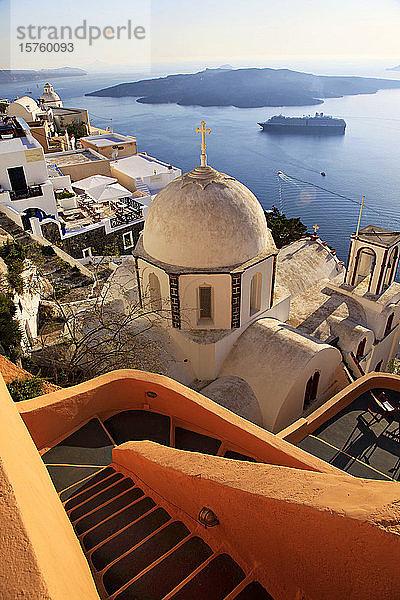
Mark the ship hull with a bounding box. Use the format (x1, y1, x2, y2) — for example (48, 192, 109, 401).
(258, 122, 346, 134)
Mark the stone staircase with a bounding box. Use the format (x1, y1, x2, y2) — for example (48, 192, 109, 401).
(0, 211, 31, 243)
(134, 177, 152, 196)
(42, 415, 273, 599)
(63, 465, 273, 600)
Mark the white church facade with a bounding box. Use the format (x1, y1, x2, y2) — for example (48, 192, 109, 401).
(133, 122, 400, 433)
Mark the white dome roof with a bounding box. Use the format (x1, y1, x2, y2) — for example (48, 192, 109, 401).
(11, 96, 39, 111)
(142, 164, 277, 269)
(40, 83, 61, 102)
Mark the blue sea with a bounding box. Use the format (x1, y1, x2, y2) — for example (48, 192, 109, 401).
(1, 65, 400, 261)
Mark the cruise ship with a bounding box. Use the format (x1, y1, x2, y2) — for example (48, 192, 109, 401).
(258, 113, 346, 134)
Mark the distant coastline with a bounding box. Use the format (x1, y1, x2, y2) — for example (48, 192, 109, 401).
(86, 67, 400, 109)
(0, 67, 87, 83)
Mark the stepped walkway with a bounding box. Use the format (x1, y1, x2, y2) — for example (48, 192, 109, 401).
(42, 413, 273, 600)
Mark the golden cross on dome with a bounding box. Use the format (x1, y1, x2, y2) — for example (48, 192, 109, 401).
(196, 120, 211, 166)
(313, 224, 320, 235)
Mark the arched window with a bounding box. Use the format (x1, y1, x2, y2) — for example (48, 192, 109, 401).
(384, 312, 395, 337)
(249, 272, 262, 316)
(304, 371, 320, 409)
(356, 337, 367, 361)
(198, 285, 212, 322)
(148, 273, 162, 311)
(375, 360, 383, 372)
(384, 247, 398, 289)
(351, 247, 376, 288)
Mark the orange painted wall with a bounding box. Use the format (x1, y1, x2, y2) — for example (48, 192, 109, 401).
(0, 376, 100, 600)
(114, 441, 400, 600)
(17, 369, 343, 475)
(279, 372, 400, 444)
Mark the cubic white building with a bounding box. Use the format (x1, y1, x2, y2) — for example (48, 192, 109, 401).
(0, 117, 58, 229)
(111, 153, 182, 195)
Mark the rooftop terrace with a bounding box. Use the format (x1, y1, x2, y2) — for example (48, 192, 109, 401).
(82, 133, 136, 147)
(112, 153, 180, 178)
(57, 192, 146, 233)
(297, 388, 400, 481)
(46, 149, 107, 177)
(0, 116, 42, 152)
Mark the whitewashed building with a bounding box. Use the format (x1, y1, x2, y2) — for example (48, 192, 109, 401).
(0, 117, 58, 229)
(111, 153, 182, 195)
(131, 124, 400, 433)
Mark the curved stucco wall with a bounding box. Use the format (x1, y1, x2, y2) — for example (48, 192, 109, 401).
(0, 377, 99, 600)
(114, 442, 400, 600)
(17, 369, 341, 475)
(142, 169, 276, 269)
(330, 318, 374, 355)
(220, 318, 343, 432)
(201, 376, 263, 425)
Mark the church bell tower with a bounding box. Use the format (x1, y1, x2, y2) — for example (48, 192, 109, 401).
(345, 225, 400, 295)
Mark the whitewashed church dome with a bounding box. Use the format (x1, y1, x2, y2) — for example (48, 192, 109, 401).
(142, 164, 277, 269)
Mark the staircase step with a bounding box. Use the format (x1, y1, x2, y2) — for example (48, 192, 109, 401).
(103, 521, 191, 596)
(65, 473, 124, 512)
(41, 420, 276, 600)
(70, 478, 134, 523)
(74, 486, 143, 535)
(174, 427, 221, 455)
(233, 582, 275, 599)
(82, 497, 156, 552)
(60, 467, 116, 502)
(47, 465, 101, 493)
(114, 536, 213, 600)
(103, 411, 171, 446)
(169, 553, 245, 600)
(91, 507, 171, 572)
(42, 418, 113, 466)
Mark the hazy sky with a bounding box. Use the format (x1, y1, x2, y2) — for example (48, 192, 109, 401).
(1, 0, 399, 69)
(152, 0, 400, 64)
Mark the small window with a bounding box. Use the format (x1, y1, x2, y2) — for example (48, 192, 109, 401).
(199, 286, 212, 321)
(123, 231, 134, 250)
(384, 247, 398, 289)
(148, 272, 162, 311)
(384, 313, 395, 337)
(82, 247, 92, 259)
(304, 371, 320, 409)
(250, 272, 262, 316)
(356, 337, 366, 361)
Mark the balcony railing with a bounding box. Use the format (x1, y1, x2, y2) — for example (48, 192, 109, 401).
(110, 209, 143, 229)
(8, 185, 43, 201)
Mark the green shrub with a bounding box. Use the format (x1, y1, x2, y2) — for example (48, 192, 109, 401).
(0, 240, 27, 265)
(387, 359, 400, 375)
(66, 120, 87, 139)
(6, 272, 24, 295)
(266, 206, 308, 249)
(6, 376, 44, 402)
(54, 287, 67, 300)
(0, 241, 27, 293)
(56, 190, 75, 200)
(0, 292, 22, 360)
(40, 245, 56, 256)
